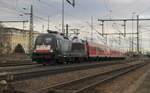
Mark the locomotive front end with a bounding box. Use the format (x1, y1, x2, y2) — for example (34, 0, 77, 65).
(32, 34, 56, 64)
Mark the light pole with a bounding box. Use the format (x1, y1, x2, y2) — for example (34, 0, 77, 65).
(48, 16, 50, 30)
(131, 12, 136, 52)
(91, 16, 93, 42)
(23, 5, 33, 54)
(61, 0, 75, 34)
(62, 0, 65, 34)
(137, 15, 140, 53)
(29, 5, 33, 54)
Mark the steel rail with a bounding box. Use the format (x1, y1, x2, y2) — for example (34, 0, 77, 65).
(0, 60, 33, 67)
(0, 60, 123, 81)
(73, 63, 146, 93)
(32, 62, 147, 93)
(0, 59, 142, 82)
(0, 64, 42, 72)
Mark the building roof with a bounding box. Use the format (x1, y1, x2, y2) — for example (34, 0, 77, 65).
(0, 27, 40, 34)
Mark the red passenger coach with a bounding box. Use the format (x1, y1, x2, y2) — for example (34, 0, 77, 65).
(86, 42, 124, 60)
(109, 48, 124, 58)
(87, 42, 110, 58)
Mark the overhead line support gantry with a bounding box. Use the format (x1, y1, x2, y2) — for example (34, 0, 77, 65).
(98, 15, 150, 53)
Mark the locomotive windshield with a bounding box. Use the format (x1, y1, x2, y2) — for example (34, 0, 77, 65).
(35, 35, 52, 45)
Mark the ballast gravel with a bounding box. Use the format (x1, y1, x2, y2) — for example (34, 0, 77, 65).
(10, 61, 145, 93)
(94, 62, 150, 93)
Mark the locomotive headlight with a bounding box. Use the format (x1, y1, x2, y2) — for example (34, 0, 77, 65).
(50, 50, 54, 52)
(33, 50, 36, 52)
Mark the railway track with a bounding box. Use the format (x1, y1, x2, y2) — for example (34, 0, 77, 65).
(31, 62, 147, 93)
(0, 58, 139, 73)
(0, 58, 142, 74)
(0, 59, 120, 68)
(0, 60, 124, 81)
(0, 59, 144, 82)
(0, 59, 33, 67)
(0, 64, 42, 72)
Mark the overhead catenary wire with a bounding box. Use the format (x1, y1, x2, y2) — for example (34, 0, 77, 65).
(0, 0, 63, 31)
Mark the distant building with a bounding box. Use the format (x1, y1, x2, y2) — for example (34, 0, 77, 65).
(0, 27, 40, 55)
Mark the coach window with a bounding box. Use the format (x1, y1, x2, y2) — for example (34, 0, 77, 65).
(104, 48, 107, 53)
(92, 47, 96, 52)
(98, 48, 104, 52)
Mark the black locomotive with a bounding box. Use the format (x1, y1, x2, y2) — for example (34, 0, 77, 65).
(32, 31, 88, 65)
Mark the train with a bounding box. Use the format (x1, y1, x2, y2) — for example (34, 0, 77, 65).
(32, 31, 125, 65)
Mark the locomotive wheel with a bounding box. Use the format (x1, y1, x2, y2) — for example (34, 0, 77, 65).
(42, 63, 47, 66)
(35, 59, 43, 64)
(57, 58, 65, 64)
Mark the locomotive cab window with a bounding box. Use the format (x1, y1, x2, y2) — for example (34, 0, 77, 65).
(44, 38, 52, 45)
(35, 36, 52, 45)
(36, 36, 43, 45)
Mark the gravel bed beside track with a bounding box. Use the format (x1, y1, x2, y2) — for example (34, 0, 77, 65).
(0, 59, 139, 76)
(0, 54, 30, 63)
(0, 61, 120, 75)
(0, 60, 134, 82)
(0, 59, 139, 74)
(0, 60, 33, 67)
(0, 64, 42, 72)
(134, 70, 150, 93)
(12, 61, 144, 93)
(94, 61, 150, 93)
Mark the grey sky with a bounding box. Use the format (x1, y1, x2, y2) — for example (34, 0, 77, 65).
(0, 0, 150, 52)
